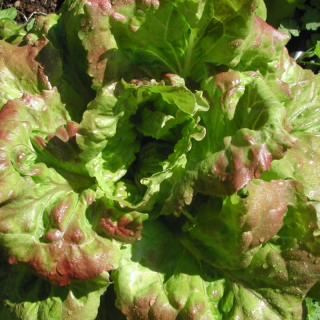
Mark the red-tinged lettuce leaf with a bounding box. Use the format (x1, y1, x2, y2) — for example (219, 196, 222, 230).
(162, 71, 295, 215)
(227, 242, 320, 320)
(56, 0, 134, 93)
(187, 180, 319, 270)
(0, 39, 51, 109)
(185, 179, 320, 318)
(25, 13, 96, 122)
(113, 198, 320, 320)
(257, 62, 320, 201)
(113, 221, 227, 320)
(48, 0, 290, 91)
(261, 132, 320, 202)
(257, 48, 320, 122)
(50, 1, 97, 102)
(88, 193, 148, 244)
(236, 16, 290, 76)
(98, 0, 257, 82)
(58, 0, 284, 87)
(0, 256, 110, 320)
(279, 58, 320, 133)
(0, 89, 147, 285)
(77, 76, 206, 213)
(75, 0, 136, 90)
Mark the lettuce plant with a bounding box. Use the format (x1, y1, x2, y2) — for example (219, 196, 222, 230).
(1, 0, 320, 319)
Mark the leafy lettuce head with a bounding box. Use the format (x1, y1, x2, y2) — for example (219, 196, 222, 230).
(1, 0, 320, 319)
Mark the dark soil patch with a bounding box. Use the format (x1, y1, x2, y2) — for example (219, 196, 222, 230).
(1, 0, 65, 24)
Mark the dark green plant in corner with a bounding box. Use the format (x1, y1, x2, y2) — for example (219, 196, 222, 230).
(0, 6, 27, 43)
(1, 0, 320, 319)
(265, 0, 320, 71)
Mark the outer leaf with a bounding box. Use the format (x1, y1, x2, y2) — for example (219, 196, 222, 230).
(254, 0, 267, 20)
(76, 0, 135, 90)
(261, 133, 320, 202)
(0, 257, 110, 320)
(279, 57, 320, 133)
(114, 191, 320, 320)
(184, 179, 320, 318)
(162, 71, 295, 215)
(113, 220, 226, 320)
(0, 89, 147, 285)
(26, 13, 95, 121)
(0, 39, 50, 109)
(53, 0, 97, 103)
(237, 16, 290, 77)
(108, 0, 257, 82)
(259, 55, 320, 201)
(58, 0, 289, 87)
(188, 180, 317, 269)
(56, 0, 133, 93)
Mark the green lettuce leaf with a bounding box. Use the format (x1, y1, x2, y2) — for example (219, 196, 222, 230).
(77, 76, 206, 213)
(0, 88, 147, 286)
(0, 39, 51, 109)
(114, 184, 320, 320)
(108, 0, 257, 82)
(0, 255, 110, 320)
(26, 13, 96, 121)
(57, 0, 288, 87)
(236, 16, 290, 76)
(261, 133, 320, 202)
(113, 221, 226, 320)
(0, 0, 319, 319)
(162, 70, 295, 215)
(187, 179, 319, 270)
(280, 60, 320, 133)
(260, 61, 320, 202)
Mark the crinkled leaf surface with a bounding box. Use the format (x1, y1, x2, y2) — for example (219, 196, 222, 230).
(0, 1, 319, 319)
(56, 0, 131, 93)
(0, 256, 110, 320)
(113, 221, 226, 320)
(260, 63, 320, 201)
(262, 133, 320, 202)
(162, 70, 295, 215)
(26, 13, 95, 122)
(236, 16, 290, 76)
(280, 60, 320, 133)
(108, 0, 257, 82)
(114, 182, 320, 320)
(187, 180, 319, 270)
(77, 76, 206, 213)
(58, 0, 288, 87)
(0, 89, 146, 286)
(0, 39, 50, 109)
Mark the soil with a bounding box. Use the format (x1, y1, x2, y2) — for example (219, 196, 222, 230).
(1, 0, 65, 24)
